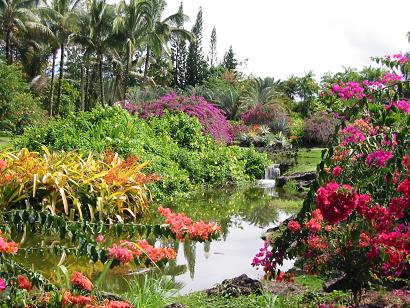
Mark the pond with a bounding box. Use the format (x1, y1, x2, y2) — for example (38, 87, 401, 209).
(16, 184, 303, 294)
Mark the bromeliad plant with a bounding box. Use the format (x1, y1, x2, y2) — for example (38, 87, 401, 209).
(253, 53, 410, 298)
(0, 147, 158, 221)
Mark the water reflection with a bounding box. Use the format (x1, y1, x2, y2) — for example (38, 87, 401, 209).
(17, 185, 302, 294)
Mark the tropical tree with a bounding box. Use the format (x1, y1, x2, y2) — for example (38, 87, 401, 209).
(242, 77, 283, 106)
(0, 0, 42, 64)
(113, 0, 150, 97)
(40, 0, 81, 114)
(88, 0, 114, 105)
(141, 0, 192, 79)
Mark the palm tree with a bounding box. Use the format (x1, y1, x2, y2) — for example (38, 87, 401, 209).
(88, 0, 114, 105)
(113, 0, 152, 98)
(0, 0, 40, 64)
(40, 0, 81, 114)
(242, 77, 282, 106)
(142, 0, 192, 78)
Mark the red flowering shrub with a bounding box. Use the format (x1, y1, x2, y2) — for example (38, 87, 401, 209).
(17, 275, 32, 291)
(70, 271, 93, 292)
(253, 53, 410, 294)
(241, 104, 290, 134)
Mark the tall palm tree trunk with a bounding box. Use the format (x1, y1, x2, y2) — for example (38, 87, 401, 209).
(144, 45, 150, 78)
(123, 46, 130, 99)
(56, 43, 65, 115)
(80, 61, 85, 111)
(85, 64, 90, 110)
(49, 50, 57, 116)
(98, 53, 105, 105)
(5, 30, 11, 65)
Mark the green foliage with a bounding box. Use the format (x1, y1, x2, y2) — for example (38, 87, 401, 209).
(286, 148, 323, 174)
(123, 274, 179, 308)
(40, 80, 80, 117)
(222, 46, 238, 71)
(15, 107, 270, 201)
(0, 62, 45, 135)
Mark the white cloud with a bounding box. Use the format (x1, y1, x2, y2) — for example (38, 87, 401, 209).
(164, 0, 410, 79)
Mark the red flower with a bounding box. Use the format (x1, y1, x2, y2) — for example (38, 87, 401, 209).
(332, 165, 342, 177)
(17, 275, 32, 290)
(71, 271, 93, 291)
(305, 219, 322, 232)
(103, 300, 133, 308)
(316, 182, 357, 224)
(108, 244, 134, 264)
(63, 291, 94, 305)
(287, 220, 301, 233)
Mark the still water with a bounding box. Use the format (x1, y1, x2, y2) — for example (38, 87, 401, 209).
(18, 184, 302, 294)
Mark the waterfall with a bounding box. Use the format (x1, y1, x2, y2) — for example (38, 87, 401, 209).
(264, 164, 281, 180)
(257, 164, 281, 195)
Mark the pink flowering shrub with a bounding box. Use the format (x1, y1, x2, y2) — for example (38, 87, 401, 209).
(241, 104, 290, 134)
(253, 53, 410, 294)
(116, 93, 233, 144)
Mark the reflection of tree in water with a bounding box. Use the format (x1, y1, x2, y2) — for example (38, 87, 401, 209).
(203, 241, 210, 259)
(183, 238, 196, 279)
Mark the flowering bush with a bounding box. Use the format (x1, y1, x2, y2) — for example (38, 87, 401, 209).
(303, 111, 340, 146)
(117, 93, 233, 144)
(241, 104, 290, 134)
(253, 53, 410, 295)
(158, 206, 221, 241)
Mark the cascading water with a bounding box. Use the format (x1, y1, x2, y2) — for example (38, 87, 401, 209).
(257, 164, 281, 196)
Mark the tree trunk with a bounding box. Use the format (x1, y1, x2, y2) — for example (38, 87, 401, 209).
(144, 45, 150, 78)
(98, 53, 105, 106)
(123, 46, 130, 99)
(80, 60, 85, 111)
(85, 63, 90, 110)
(5, 30, 11, 65)
(49, 50, 57, 116)
(56, 43, 65, 115)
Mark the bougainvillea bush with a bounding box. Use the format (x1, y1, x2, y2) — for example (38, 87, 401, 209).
(117, 93, 233, 144)
(253, 54, 410, 297)
(241, 104, 291, 135)
(303, 111, 340, 146)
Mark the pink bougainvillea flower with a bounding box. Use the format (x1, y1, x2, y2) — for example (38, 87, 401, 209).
(316, 182, 357, 225)
(332, 165, 342, 177)
(366, 150, 394, 168)
(0, 278, 6, 292)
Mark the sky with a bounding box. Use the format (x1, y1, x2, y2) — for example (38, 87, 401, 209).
(163, 0, 410, 80)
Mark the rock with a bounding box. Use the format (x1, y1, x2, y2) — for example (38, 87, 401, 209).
(206, 274, 261, 298)
(164, 304, 187, 308)
(323, 274, 347, 292)
(276, 172, 316, 187)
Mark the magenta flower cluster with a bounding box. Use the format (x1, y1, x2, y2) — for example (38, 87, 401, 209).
(329, 82, 365, 100)
(366, 150, 394, 168)
(385, 54, 409, 65)
(386, 100, 410, 114)
(341, 125, 366, 145)
(117, 93, 233, 144)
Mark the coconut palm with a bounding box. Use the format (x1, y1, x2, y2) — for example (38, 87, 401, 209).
(88, 0, 115, 105)
(142, 0, 192, 78)
(0, 0, 42, 64)
(39, 0, 81, 114)
(113, 0, 151, 97)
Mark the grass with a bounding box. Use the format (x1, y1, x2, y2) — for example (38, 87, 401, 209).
(286, 148, 324, 174)
(0, 136, 11, 149)
(269, 198, 303, 213)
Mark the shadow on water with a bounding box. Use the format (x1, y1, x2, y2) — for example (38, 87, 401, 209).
(17, 184, 303, 294)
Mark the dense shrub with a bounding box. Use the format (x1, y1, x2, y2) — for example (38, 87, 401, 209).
(117, 93, 233, 144)
(254, 53, 410, 296)
(241, 104, 290, 134)
(15, 107, 269, 201)
(0, 62, 45, 134)
(303, 111, 339, 146)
